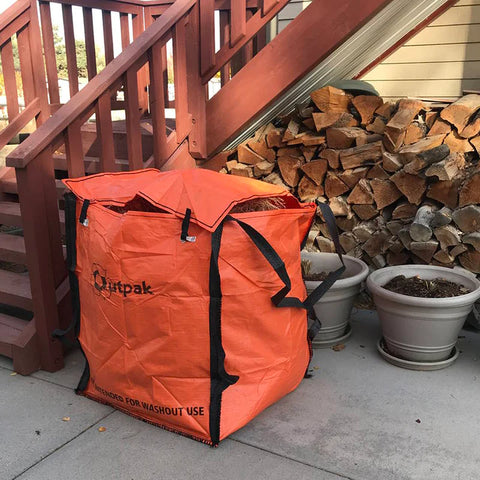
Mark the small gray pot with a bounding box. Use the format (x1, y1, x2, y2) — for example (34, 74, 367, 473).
(302, 252, 369, 344)
(367, 265, 480, 362)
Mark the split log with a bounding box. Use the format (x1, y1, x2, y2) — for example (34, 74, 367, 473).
(404, 122, 427, 145)
(226, 160, 238, 172)
(339, 141, 383, 169)
(398, 135, 446, 162)
(316, 235, 335, 253)
(301, 146, 317, 162)
(424, 152, 465, 181)
(310, 85, 350, 113)
(390, 171, 427, 205)
(263, 172, 290, 190)
(459, 249, 480, 273)
(452, 205, 480, 233)
(304, 225, 320, 251)
(297, 175, 323, 201)
(410, 205, 435, 242)
(387, 251, 410, 265)
(266, 129, 285, 148)
(463, 232, 480, 252)
(366, 116, 386, 134)
(370, 179, 402, 209)
(375, 101, 395, 120)
(253, 161, 275, 177)
(403, 144, 450, 174)
(367, 164, 389, 180)
(340, 232, 358, 253)
(440, 94, 480, 131)
(433, 250, 454, 265)
(386, 237, 404, 253)
(392, 202, 418, 220)
(301, 159, 328, 185)
(347, 178, 374, 205)
(324, 172, 350, 198)
(426, 180, 459, 209)
(398, 227, 412, 249)
(237, 144, 265, 164)
(470, 135, 480, 156)
(451, 244, 468, 258)
(326, 127, 366, 149)
(425, 111, 438, 129)
(352, 95, 383, 124)
(231, 164, 253, 177)
(356, 133, 384, 147)
(386, 220, 404, 236)
(336, 215, 358, 232)
(282, 119, 300, 142)
(277, 147, 301, 157)
(459, 110, 480, 138)
(353, 222, 376, 242)
(329, 196, 350, 216)
(382, 152, 403, 172)
(278, 156, 302, 187)
(384, 99, 424, 151)
(338, 167, 368, 188)
(431, 207, 453, 228)
(287, 132, 308, 146)
(247, 136, 276, 162)
(427, 118, 451, 137)
(362, 230, 390, 258)
(433, 225, 461, 250)
(312, 112, 353, 131)
(320, 148, 340, 169)
(371, 254, 387, 268)
(459, 172, 480, 207)
(410, 240, 439, 263)
(444, 131, 474, 153)
(352, 204, 378, 220)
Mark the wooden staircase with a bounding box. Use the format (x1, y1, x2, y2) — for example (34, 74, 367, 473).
(0, 0, 439, 374)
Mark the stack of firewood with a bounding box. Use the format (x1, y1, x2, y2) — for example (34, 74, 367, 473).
(213, 86, 480, 273)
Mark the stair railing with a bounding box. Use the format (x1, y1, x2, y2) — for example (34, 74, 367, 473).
(0, 0, 49, 151)
(6, 0, 197, 372)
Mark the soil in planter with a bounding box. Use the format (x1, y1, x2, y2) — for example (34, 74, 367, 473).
(301, 259, 329, 281)
(382, 275, 471, 298)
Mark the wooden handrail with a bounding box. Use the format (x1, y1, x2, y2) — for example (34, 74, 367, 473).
(0, 0, 30, 33)
(7, 0, 196, 169)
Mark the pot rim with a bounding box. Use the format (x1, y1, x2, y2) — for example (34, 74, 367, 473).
(367, 265, 480, 307)
(302, 252, 369, 289)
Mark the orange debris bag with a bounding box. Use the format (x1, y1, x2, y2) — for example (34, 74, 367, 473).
(62, 169, 343, 445)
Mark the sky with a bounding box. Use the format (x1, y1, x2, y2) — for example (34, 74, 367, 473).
(1, 0, 132, 56)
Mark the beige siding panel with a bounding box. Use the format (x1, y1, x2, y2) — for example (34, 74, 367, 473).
(383, 43, 480, 63)
(363, 61, 480, 80)
(366, 79, 480, 98)
(405, 24, 480, 45)
(430, 5, 480, 25)
(457, 0, 480, 6)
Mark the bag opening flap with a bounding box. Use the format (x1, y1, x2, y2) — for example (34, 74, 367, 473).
(64, 169, 306, 231)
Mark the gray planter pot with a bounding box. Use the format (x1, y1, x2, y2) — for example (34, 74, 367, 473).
(302, 252, 369, 344)
(367, 265, 480, 363)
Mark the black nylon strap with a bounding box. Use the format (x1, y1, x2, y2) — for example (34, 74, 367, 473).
(226, 215, 306, 310)
(79, 199, 90, 225)
(52, 193, 81, 339)
(181, 208, 192, 242)
(304, 202, 346, 340)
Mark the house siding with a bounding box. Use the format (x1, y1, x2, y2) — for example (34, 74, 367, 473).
(361, 0, 480, 100)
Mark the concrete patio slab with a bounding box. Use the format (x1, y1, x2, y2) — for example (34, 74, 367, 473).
(0, 366, 112, 479)
(232, 310, 480, 480)
(1, 309, 479, 480)
(15, 411, 343, 480)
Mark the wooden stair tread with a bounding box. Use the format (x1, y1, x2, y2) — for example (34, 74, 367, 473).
(0, 269, 32, 310)
(0, 232, 26, 264)
(0, 201, 65, 231)
(0, 313, 29, 358)
(1, 176, 66, 198)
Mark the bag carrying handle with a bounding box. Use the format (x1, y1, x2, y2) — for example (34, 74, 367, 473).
(226, 201, 345, 341)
